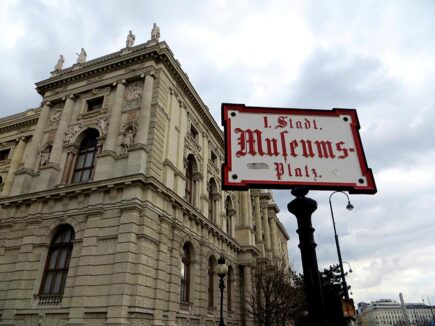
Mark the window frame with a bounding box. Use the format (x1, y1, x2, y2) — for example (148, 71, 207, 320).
(39, 225, 75, 297)
(185, 156, 195, 205)
(208, 257, 215, 308)
(86, 96, 104, 112)
(71, 130, 99, 183)
(0, 148, 10, 161)
(227, 268, 232, 312)
(180, 243, 191, 303)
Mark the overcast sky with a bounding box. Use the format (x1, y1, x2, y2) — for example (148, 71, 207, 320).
(1, 0, 434, 306)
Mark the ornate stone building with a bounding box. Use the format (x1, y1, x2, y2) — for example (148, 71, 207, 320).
(0, 27, 289, 326)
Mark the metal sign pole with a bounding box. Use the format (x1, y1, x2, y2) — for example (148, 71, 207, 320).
(288, 187, 327, 326)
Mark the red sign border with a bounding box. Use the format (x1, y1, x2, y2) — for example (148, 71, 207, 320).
(221, 103, 377, 194)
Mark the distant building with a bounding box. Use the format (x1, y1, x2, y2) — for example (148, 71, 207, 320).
(357, 299, 434, 326)
(0, 27, 290, 325)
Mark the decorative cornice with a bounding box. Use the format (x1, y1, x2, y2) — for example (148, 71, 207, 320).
(0, 108, 40, 133)
(35, 41, 224, 146)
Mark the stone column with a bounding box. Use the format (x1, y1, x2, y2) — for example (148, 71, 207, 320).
(23, 102, 51, 170)
(241, 192, 249, 226)
(105, 207, 140, 326)
(67, 214, 101, 326)
(252, 191, 264, 254)
(244, 265, 254, 326)
(2, 137, 27, 196)
(269, 217, 278, 258)
(235, 191, 254, 247)
(152, 217, 171, 325)
(50, 95, 76, 165)
(135, 73, 155, 146)
(105, 81, 126, 153)
(38, 95, 76, 189)
(261, 202, 272, 257)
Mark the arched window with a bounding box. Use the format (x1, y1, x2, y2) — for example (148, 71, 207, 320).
(180, 243, 191, 302)
(72, 129, 99, 183)
(185, 155, 197, 205)
(40, 225, 75, 298)
(208, 178, 217, 222)
(225, 196, 233, 236)
(227, 266, 233, 312)
(208, 257, 215, 307)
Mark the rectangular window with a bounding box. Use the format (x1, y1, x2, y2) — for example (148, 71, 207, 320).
(190, 125, 199, 142)
(0, 149, 10, 161)
(211, 151, 217, 165)
(86, 97, 104, 112)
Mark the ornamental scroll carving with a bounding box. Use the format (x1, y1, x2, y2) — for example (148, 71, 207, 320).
(63, 124, 82, 146)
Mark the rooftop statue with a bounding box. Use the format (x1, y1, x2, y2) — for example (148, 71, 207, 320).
(126, 30, 135, 48)
(151, 23, 160, 41)
(76, 48, 87, 64)
(54, 55, 64, 71)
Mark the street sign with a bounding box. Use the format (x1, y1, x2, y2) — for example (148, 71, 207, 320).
(342, 298, 356, 318)
(222, 103, 376, 194)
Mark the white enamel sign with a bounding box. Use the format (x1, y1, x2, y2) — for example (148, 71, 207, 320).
(222, 104, 376, 194)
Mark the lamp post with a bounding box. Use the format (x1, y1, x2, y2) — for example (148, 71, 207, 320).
(216, 256, 228, 326)
(422, 295, 435, 325)
(343, 261, 353, 274)
(329, 191, 354, 301)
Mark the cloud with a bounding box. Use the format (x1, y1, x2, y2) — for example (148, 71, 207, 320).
(0, 0, 434, 306)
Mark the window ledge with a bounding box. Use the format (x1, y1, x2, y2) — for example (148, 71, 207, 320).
(34, 293, 63, 305)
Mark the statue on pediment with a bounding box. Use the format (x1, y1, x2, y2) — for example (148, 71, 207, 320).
(126, 30, 136, 48)
(54, 55, 64, 71)
(76, 48, 87, 64)
(151, 23, 160, 41)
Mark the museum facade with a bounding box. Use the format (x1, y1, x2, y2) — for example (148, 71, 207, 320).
(0, 28, 289, 326)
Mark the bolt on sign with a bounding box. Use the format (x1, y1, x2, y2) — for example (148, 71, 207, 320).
(221, 103, 376, 194)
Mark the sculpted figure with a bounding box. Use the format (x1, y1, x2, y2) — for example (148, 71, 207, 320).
(54, 55, 64, 71)
(120, 128, 135, 154)
(126, 30, 136, 48)
(151, 23, 160, 41)
(98, 117, 109, 136)
(76, 48, 87, 64)
(40, 147, 51, 167)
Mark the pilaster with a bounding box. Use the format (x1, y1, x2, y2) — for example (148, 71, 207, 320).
(94, 80, 126, 181)
(151, 216, 171, 325)
(1, 137, 27, 196)
(105, 207, 140, 325)
(260, 197, 272, 259)
(252, 191, 264, 256)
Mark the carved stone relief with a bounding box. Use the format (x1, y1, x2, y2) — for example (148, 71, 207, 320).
(39, 145, 52, 167)
(97, 116, 110, 137)
(63, 124, 82, 146)
(120, 122, 137, 154)
(48, 104, 63, 127)
(124, 81, 143, 111)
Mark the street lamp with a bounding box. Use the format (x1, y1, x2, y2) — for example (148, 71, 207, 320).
(216, 256, 228, 326)
(422, 295, 435, 324)
(329, 191, 354, 300)
(343, 261, 353, 274)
